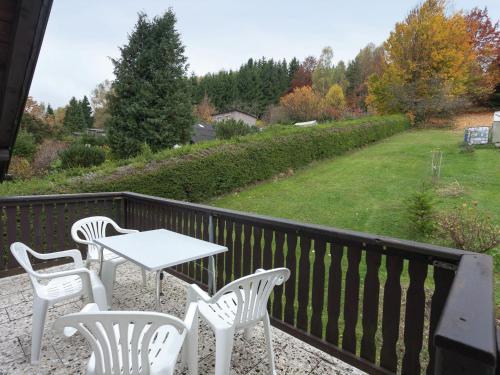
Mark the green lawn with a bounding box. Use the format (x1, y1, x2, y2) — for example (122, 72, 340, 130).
(208, 129, 500, 304)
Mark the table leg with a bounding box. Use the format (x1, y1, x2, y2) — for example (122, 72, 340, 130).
(156, 270, 163, 310)
(208, 256, 217, 295)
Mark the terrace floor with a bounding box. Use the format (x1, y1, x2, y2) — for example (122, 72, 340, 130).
(0, 262, 364, 375)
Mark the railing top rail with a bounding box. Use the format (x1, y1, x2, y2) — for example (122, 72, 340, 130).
(123, 191, 467, 262)
(434, 254, 497, 366)
(0, 192, 123, 205)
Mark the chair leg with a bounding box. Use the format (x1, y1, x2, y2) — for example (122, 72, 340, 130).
(215, 328, 235, 375)
(141, 268, 147, 288)
(243, 328, 252, 340)
(31, 297, 49, 365)
(182, 311, 198, 375)
(100, 261, 117, 309)
(263, 313, 277, 375)
(91, 280, 108, 311)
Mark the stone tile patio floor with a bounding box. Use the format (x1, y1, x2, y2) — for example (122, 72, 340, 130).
(0, 262, 365, 375)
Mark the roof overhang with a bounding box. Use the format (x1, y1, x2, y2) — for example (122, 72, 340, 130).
(0, 0, 53, 181)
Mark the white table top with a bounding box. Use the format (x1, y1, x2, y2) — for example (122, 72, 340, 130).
(94, 229, 227, 271)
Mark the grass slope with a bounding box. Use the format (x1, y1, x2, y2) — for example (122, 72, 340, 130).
(209, 129, 499, 304)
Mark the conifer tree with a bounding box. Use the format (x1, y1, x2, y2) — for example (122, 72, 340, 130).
(81, 96, 93, 128)
(107, 9, 194, 157)
(63, 97, 87, 132)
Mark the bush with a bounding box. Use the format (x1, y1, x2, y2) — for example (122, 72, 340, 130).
(59, 144, 106, 169)
(214, 119, 259, 140)
(405, 187, 435, 239)
(9, 156, 34, 180)
(12, 130, 37, 160)
(32, 140, 69, 175)
(437, 202, 499, 253)
(82, 114, 409, 201)
(76, 133, 108, 147)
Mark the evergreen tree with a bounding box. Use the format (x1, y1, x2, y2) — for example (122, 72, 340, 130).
(107, 10, 194, 157)
(81, 96, 93, 128)
(46, 104, 54, 116)
(63, 97, 87, 132)
(288, 57, 300, 81)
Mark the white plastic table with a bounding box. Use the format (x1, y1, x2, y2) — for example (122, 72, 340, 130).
(94, 228, 227, 309)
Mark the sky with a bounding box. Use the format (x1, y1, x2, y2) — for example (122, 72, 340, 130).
(29, 0, 500, 108)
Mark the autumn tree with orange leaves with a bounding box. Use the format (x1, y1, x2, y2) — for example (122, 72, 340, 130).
(367, 0, 478, 121)
(280, 86, 326, 122)
(464, 7, 500, 103)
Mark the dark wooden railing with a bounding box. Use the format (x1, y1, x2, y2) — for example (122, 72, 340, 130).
(0, 192, 496, 375)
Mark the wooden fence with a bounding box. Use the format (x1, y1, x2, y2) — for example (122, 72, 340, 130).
(0, 192, 496, 375)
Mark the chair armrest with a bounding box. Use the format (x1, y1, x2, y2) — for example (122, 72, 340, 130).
(32, 267, 91, 281)
(183, 302, 198, 331)
(31, 249, 84, 268)
(187, 284, 212, 303)
(112, 222, 139, 235)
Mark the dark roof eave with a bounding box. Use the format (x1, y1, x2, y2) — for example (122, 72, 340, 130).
(0, 0, 54, 181)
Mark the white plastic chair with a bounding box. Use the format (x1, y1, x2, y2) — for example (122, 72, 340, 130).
(188, 268, 290, 375)
(54, 302, 199, 375)
(10, 242, 108, 365)
(71, 216, 147, 308)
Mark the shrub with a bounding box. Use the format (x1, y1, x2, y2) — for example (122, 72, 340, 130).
(12, 130, 37, 160)
(59, 144, 106, 169)
(437, 202, 499, 253)
(81, 114, 409, 202)
(405, 187, 435, 239)
(8, 156, 34, 180)
(214, 119, 258, 140)
(32, 140, 69, 175)
(76, 133, 108, 147)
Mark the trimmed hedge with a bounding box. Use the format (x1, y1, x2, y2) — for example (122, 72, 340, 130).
(60, 144, 106, 169)
(78, 115, 409, 201)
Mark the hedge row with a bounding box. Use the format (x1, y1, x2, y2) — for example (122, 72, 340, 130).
(78, 114, 409, 202)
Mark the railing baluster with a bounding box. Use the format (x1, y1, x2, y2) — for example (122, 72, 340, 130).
(233, 222, 243, 280)
(311, 238, 326, 338)
(296, 235, 311, 331)
(224, 219, 234, 284)
(252, 226, 262, 271)
(402, 259, 428, 375)
(380, 253, 404, 372)
(272, 230, 285, 320)
(326, 242, 343, 346)
(284, 231, 297, 326)
(0, 206, 5, 269)
(201, 214, 209, 285)
(263, 228, 273, 270)
(360, 249, 382, 362)
(44, 203, 54, 252)
(6, 205, 17, 268)
(242, 224, 252, 276)
(215, 216, 225, 290)
(342, 245, 362, 354)
(19, 204, 31, 248)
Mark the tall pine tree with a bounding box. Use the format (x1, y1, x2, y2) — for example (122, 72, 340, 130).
(63, 97, 87, 132)
(81, 96, 93, 128)
(107, 10, 194, 157)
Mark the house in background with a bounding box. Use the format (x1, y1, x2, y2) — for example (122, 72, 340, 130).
(212, 109, 257, 126)
(191, 123, 216, 143)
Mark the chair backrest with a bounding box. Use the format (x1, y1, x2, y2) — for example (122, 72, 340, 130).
(71, 216, 118, 260)
(213, 268, 290, 328)
(54, 310, 187, 375)
(10, 242, 42, 294)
